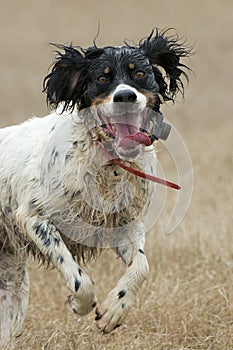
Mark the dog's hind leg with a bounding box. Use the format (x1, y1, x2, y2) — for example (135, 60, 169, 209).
(0, 245, 29, 348)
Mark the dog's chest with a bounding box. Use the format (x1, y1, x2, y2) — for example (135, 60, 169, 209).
(64, 145, 149, 228)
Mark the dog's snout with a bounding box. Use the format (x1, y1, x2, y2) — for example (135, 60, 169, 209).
(113, 90, 137, 103)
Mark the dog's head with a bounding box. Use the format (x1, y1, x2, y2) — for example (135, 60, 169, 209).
(43, 28, 192, 159)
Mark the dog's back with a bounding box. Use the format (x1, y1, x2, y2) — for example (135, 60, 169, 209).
(0, 125, 18, 143)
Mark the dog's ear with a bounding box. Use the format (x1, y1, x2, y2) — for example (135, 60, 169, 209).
(43, 44, 86, 112)
(139, 29, 192, 101)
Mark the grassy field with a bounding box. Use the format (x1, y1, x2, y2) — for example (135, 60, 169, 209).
(1, 0, 233, 349)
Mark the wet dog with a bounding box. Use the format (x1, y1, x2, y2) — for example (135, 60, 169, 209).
(0, 28, 191, 345)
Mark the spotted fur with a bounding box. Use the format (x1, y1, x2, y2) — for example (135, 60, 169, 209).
(0, 28, 191, 345)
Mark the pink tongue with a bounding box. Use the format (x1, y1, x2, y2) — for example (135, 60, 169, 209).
(118, 132, 151, 147)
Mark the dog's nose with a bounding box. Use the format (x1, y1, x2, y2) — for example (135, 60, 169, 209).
(113, 90, 137, 103)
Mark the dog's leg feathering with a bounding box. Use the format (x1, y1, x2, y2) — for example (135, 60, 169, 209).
(95, 226, 149, 333)
(16, 212, 97, 316)
(0, 246, 29, 348)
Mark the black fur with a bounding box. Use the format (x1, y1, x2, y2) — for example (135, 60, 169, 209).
(139, 28, 193, 100)
(118, 290, 126, 299)
(43, 28, 192, 112)
(43, 44, 87, 112)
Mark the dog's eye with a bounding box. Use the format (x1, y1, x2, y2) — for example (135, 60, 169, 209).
(134, 71, 146, 80)
(97, 76, 109, 84)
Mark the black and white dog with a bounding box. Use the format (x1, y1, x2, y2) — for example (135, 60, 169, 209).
(0, 29, 191, 345)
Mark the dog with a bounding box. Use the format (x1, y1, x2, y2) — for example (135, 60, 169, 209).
(0, 28, 191, 345)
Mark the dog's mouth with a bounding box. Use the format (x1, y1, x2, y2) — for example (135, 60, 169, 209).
(104, 121, 151, 147)
(98, 109, 152, 159)
(81, 103, 171, 159)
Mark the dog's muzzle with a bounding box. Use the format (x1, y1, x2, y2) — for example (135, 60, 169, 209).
(82, 86, 172, 159)
(97, 103, 171, 158)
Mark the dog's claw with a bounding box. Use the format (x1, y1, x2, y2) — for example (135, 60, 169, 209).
(95, 308, 102, 321)
(114, 323, 121, 330)
(95, 306, 107, 321)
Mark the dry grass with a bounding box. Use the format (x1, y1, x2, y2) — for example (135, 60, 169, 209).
(1, 0, 233, 349)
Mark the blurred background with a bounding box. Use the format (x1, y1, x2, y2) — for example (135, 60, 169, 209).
(1, 0, 232, 129)
(1, 1, 233, 349)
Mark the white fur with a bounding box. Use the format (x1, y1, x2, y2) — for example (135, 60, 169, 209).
(109, 84, 147, 111)
(0, 108, 157, 345)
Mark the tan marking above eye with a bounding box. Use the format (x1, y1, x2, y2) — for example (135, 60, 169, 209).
(104, 66, 110, 74)
(128, 63, 135, 70)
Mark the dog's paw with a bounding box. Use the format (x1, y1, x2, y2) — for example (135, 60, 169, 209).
(95, 288, 134, 333)
(65, 293, 97, 316)
(65, 276, 97, 316)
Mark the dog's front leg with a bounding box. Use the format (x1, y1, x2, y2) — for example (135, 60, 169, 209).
(95, 226, 149, 333)
(17, 214, 97, 316)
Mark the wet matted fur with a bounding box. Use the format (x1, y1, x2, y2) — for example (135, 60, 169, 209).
(0, 28, 191, 346)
